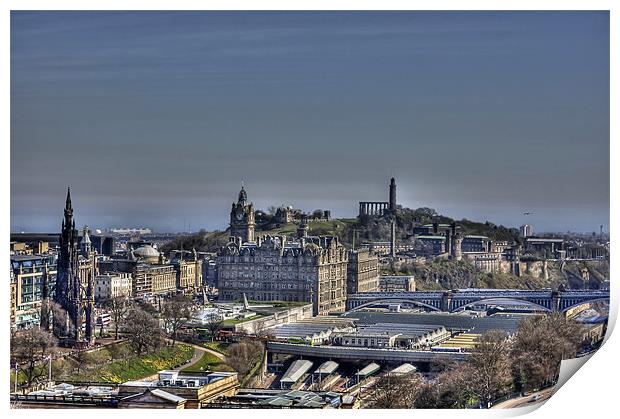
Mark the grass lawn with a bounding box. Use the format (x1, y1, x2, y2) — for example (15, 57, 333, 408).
(222, 313, 268, 326)
(203, 341, 231, 355)
(11, 343, 195, 388)
(71, 343, 194, 383)
(182, 351, 233, 373)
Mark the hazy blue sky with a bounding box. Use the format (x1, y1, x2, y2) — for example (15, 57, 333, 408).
(11, 11, 609, 233)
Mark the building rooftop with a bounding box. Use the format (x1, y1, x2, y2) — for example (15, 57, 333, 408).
(314, 361, 339, 375)
(30, 383, 118, 398)
(356, 362, 380, 377)
(416, 235, 446, 240)
(390, 363, 417, 376)
(267, 318, 355, 339)
(354, 323, 446, 339)
(343, 312, 524, 334)
(122, 370, 237, 389)
(233, 389, 341, 408)
(281, 360, 314, 384)
(525, 237, 564, 243)
(10, 254, 56, 262)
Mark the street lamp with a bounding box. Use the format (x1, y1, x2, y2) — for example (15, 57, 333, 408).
(14, 363, 18, 394)
(47, 355, 53, 387)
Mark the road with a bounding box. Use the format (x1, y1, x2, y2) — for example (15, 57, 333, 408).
(491, 387, 555, 409)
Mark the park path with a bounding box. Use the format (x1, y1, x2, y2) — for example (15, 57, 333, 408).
(188, 341, 226, 361)
(491, 387, 555, 409)
(170, 345, 206, 372)
(166, 340, 227, 372)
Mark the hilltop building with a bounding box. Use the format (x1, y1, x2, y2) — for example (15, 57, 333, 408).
(358, 177, 397, 219)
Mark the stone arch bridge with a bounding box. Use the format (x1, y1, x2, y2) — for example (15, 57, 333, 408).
(345, 289, 610, 313)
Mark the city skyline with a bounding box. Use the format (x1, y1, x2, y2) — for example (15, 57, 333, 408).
(8, 180, 610, 235)
(11, 11, 610, 233)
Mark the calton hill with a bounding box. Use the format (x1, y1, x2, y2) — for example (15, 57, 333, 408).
(161, 206, 609, 291)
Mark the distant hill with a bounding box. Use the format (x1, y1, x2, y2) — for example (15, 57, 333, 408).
(159, 207, 608, 291)
(160, 206, 519, 255)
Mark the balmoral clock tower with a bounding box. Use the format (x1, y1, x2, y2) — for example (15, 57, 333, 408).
(229, 185, 255, 243)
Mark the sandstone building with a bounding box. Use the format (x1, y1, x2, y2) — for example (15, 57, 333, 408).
(219, 186, 347, 315)
(229, 185, 255, 243)
(218, 235, 348, 315)
(170, 249, 203, 293)
(347, 248, 379, 294)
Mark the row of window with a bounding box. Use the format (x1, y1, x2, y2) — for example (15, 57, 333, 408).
(221, 292, 304, 302)
(221, 256, 319, 264)
(221, 265, 318, 273)
(222, 281, 313, 290)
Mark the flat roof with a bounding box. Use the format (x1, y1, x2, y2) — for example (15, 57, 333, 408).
(353, 323, 446, 339)
(150, 389, 186, 403)
(314, 361, 338, 375)
(356, 362, 380, 377)
(281, 360, 313, 383)
(343, 312, 523, 334)
(526, 237, 564, 243)
(391, 363, 417, 376)
(10, 254, 55, 262)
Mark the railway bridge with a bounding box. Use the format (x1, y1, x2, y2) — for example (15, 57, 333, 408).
(345, 289, 610, 313)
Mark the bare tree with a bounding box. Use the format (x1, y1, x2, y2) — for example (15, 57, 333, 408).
(104, 296, 131, 340)
(226, 339, 264, 379)
(415, 363, 474, 409)
(367, 372, 424, 408)
(107, 342, 129, 363)
(511, 313, 584, 391)
(122, 307, 163, 355)
(205, 316, 224, 342)
(10, 327, 57, 388)
(72, 349, 92, 376)
(465, 330, 513, 408)
(253, 319, 268, 338)
(161, 295, 195, 347)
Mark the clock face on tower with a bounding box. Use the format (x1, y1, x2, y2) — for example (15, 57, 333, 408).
(236, 212, 244, 221)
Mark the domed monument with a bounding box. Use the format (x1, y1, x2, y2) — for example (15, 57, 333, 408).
(133, 244, 161, 264)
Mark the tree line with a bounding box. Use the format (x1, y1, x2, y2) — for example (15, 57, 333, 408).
(368, 313, 585, 409)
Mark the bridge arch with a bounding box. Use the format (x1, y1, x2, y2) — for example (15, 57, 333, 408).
(562, 297, 609, 315)
(346, 299, 442, 313)
(450, 297, 552, 313)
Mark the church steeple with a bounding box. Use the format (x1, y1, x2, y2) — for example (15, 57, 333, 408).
(64, 187, 73, 222)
